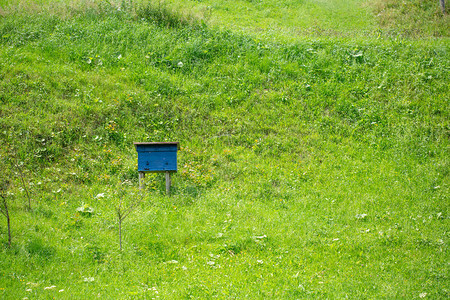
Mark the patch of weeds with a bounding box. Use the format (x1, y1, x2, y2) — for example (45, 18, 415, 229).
(181, 184, 201, 198)
(86, 245, 106, 263)
(355, 213, 369, 221)
(147, 240, 179, 262)
(274, 197, 290, 210)
(415, 237, 445, 249)
(286, 288, 309, 298)
(33, 206, 54, 219)
(370, 0, 449, 37)
(105, 120, 126, 147)
(136, 2, 200, 29)
(93, 0, 133, 20)
(118, 168, 139, 185)
(379, 233, 403, 247)
(254, 182, 278, 203)
(180, 148, 216, 188)
(220, 237, 266, 256)
(64, 212, 83, 229)
(26, 238, 55, 260)
(76, 203, 94, 217)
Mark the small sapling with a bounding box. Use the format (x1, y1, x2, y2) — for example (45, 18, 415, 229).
(116, 181, 142, 251)
(0, 178, 12, 247)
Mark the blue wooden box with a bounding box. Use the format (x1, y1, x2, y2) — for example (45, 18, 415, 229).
(134, 142, 179, 172)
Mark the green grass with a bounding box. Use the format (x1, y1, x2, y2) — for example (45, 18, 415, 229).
(0, 0, 449, 298)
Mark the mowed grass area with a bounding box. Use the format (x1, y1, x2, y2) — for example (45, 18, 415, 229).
(0, 0, 449, 298)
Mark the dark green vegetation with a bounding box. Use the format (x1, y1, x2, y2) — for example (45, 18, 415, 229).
(0, 0, 448, 298)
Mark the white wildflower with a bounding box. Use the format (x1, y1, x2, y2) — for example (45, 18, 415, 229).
(165, 260, 178, 264)
(355, 213, 368, 220)
(44, 286, 56, 290)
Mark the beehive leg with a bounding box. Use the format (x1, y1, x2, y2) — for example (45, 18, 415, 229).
(139, 172, 145, 190)
(165, 171, 171, 195)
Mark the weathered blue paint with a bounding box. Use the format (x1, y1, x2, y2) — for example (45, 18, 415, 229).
(134, 142, 179, 172)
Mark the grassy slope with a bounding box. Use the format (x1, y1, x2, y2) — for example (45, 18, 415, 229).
(0, 0, 449, 298)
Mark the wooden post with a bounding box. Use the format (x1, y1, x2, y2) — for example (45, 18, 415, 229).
(165, 171, 171, 195)
(139, 172, 145, 190)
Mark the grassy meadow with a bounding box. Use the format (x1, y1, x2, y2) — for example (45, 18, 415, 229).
(0, 0, 449, 298)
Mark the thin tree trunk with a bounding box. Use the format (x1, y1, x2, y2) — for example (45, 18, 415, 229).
(116, 192, 142, 251)
(17, 167, 31, 210)
(6, 208, 11, 247)
(441, 0, 446, 14)
(119, 219, 122, 251)
(1, 198, 11, 247)
(9, 160, 31, 210)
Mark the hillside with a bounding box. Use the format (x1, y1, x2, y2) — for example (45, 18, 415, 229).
(0, 0, 449, 298)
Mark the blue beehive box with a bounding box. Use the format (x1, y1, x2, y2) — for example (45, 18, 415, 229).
(134, 142, 180, 172)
